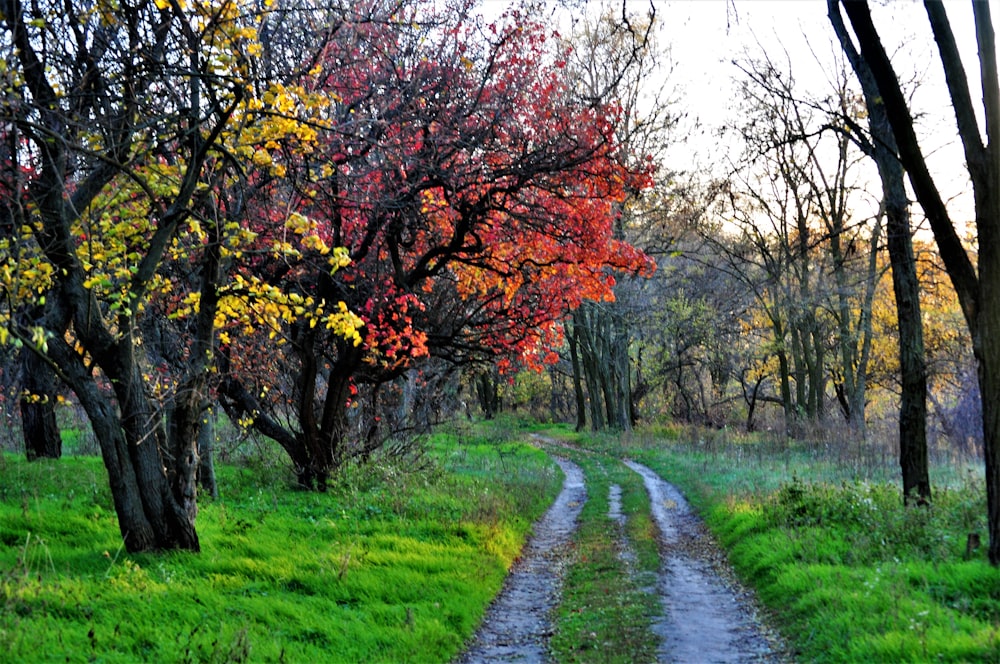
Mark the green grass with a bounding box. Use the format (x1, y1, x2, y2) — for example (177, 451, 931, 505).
(0, 431, 561, 663)
(7, 416, 997, 663)
(610, 430, 1000, 663)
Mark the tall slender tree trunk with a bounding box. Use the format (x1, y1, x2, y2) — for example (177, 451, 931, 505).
(568, 321, 587, 432)
(610, 315, 633, 429)
(573, 302, 633, 431)
(835, 0, 995, 553)
(974, 180, 1000, 562)
(475, 370, 500, 420)
(575, 310, 606, 430)
(830, 0, 931, 504)
(197, 403, 218, 500)
(773, 316, 795, 436)
(790, 325, 808, 421)
(853, 217, 881, 439)
(809, 328, 826, 422)
(829, 214, 880, 438)
(974, 1, 1000, 564)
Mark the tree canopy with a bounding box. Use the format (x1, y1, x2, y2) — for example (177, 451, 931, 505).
(0, 0, 652, 548)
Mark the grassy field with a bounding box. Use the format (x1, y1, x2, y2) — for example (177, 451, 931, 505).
(4, 418, 1000, 662)
(0, 428, 560, 663)
(573, 425, 1000, 663)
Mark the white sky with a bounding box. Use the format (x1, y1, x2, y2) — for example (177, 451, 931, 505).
(477, 0, 992, 227)
(653, 0, 986, 224)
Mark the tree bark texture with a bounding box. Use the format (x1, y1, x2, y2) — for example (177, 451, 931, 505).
(573, 303, 632, 431)
(19, 347, 62, 460)
(839, 0, 997, 558)
(568, 321, 587, 432)
(197, 404, 218, 500)
(829, 0, 931, 504)
(476, 370, 501, 420)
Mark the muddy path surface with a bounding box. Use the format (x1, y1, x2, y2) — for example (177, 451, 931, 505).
(456, 448, 785, 663)
(456, 456, 586, 663)
(624, 460, 784, 663)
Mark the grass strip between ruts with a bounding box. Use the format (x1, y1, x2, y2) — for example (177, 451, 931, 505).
(543, 431, 663, 664)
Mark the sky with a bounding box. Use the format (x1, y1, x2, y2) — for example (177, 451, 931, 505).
(655, 1, 984, 114)
(653, 0, 985, 220)
(474, 0, 991, 226)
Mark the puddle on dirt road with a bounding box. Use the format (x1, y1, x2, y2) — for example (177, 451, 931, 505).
(608, 483, 639, 568)
(456, 457, 586, 664)
(624, 460, 783, 664)
(608, 483, 624, 524)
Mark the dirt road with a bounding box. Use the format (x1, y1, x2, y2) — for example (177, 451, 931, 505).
(456, 450, 786, 663)
(625, 460, 782, 663)
(456, 457, 586, 663)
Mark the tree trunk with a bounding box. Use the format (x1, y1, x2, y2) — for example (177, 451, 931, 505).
(314, 353, 359, 486)
(475, 371, 500, 420)
(888, 200, 930, 504)
(19, 348, 62, 460)
(45, 333, 198, 552)
(809, 327, 826, 422)
(610, 315, 633, 429)
(829, 211, 880, 438)
(774, 318, 794, 436)
(829, 0, 930, 504)
(168, 385, 203, 522)
(568, 321, 587, 432)
(837, 0, 994, 554)
(574, 303, 632, 431)
(218, 369, 312, 481)
(575, 310, 606, 430)
(742, 371, 766, 432)
(853, 215, 881, 439)
(973, 160, 1000, 562)
(790, 325, 808, 423)
(197, 403, 218, 500)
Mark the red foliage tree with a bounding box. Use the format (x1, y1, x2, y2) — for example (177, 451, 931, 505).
(217, 1, 653, 488)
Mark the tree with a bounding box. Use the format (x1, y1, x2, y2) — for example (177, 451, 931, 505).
(835, 0, 1000, 562)
(710, 56, 882, 437)
(829, 0, 930, 504)
(0, 0, 357, 551)
(19, 348, 62, 459)
(640, 263, 749, 426)
(0, 106, 62, 459)
(560, 2, 674, 432)
(216, 2, 652, 488)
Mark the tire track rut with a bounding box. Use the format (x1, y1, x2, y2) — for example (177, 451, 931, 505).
(456, 456, 586, 663)
(457, 449, 786, 663)
(625, 459, 785, 663)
